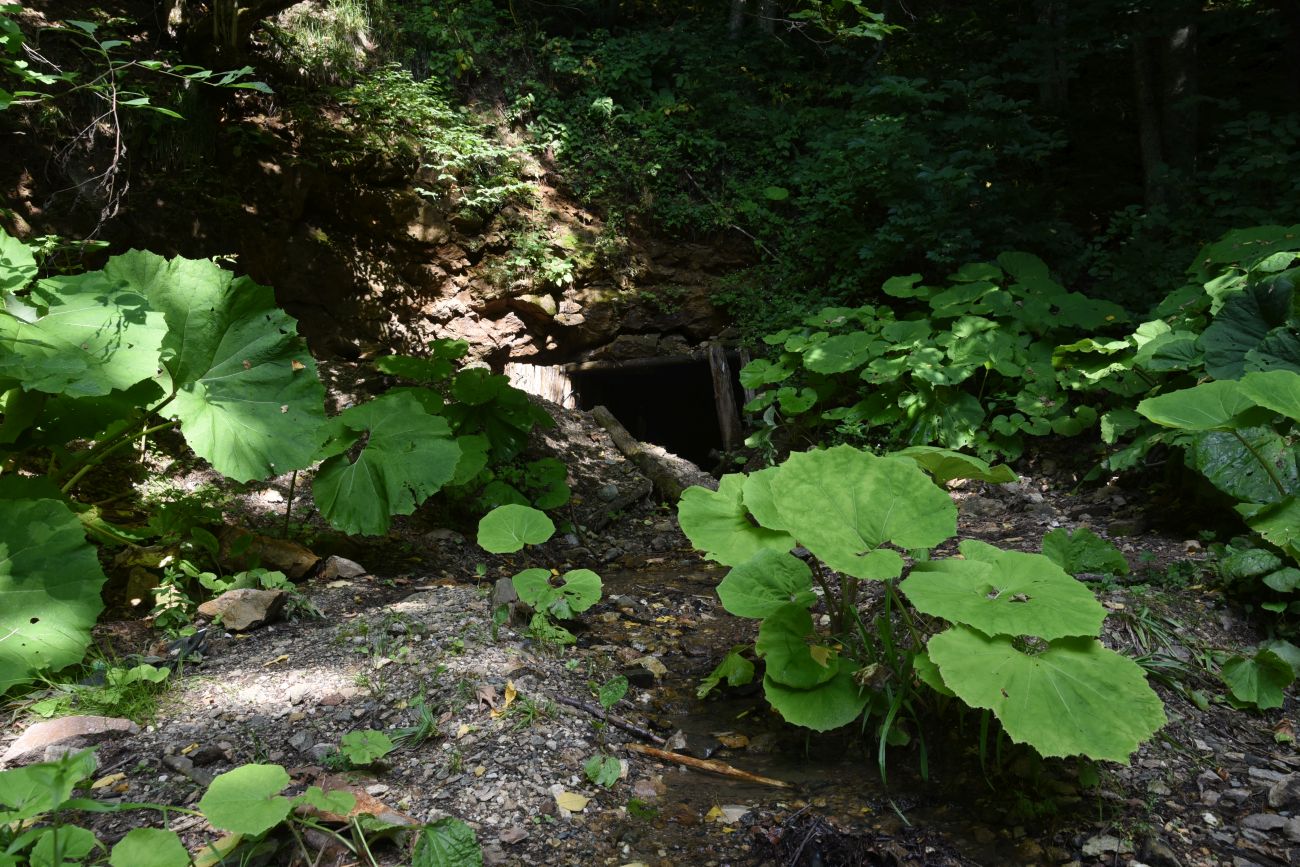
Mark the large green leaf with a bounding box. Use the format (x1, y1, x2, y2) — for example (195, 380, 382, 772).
(103, 251, 326, 481)
(198, 764, 291, 836)
(891, 446, 1017, 486)
(1247, 327, 1300, 374)
(0, 271, 166, 398)
(0, 499, 107, 695)
(1186, 427, 1297, 503)
(1221, 649, 1294, 710)
(697, 645, 756, 699)
(762, 665, 868, 732)
(770, 446, 956, 579)
(1240, 369, 1300, 423)
(0, 228, 36, 294)
(802, 332, 876, 374)
(109, 828, 190, 867)
(755, 603, 838, 689)
(1244, 497, 1300, 552)
(413, 818, 483, 867)
(1040, 527, 1129, 577)
(1137, 380, 1261, 431)
(740, 467, 790, 530)
(313, 391, 462, 535)
(477, 504, 555, 553)
(738, 359, 792, 388)
(928, 626, 1166, 762)
(1201, 281, 1293, 380)
(0, 749, 96, 822)
(677, 474, 794, 566)
(903, 541, 1105, 640)
(514, 567, 602, 618)
(716, 549, 816, 619)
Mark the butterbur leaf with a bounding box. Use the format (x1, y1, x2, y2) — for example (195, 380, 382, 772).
(1137, 381, 1261, 431)
(1219, 548, 1284, 583)
(738, 359, 791, 388)
(740, 467, 789, 530)
(891, 446, 1017, 486)
(1263, 568, 1300, 593)
(1221, 649, 1294, 710)
(927, 627, 1166, 762)
(903, 542, 1105, 640)
(0, 271, 166, 399)
(0, 498, 107, 695)
(1239, 369, 1300, 422)
(1244, 497, 1300, 551)
(717, 549, 816, 619)
(598, 675, 629, 709)
(478, 504, 555, 553)
(374, 354, 454, 383)
(756, 604, 838, 689)
(313, 392, 461, 535)
(198, 764, 291, 835)
(0, 749, 96, 820)
(1186, 427, 1297, 504)
(1040, 527, 1129, 576)
(31, 824, 98, 864)
(293, 786, 357, 815)
(340, 730, 394, 765)
(450, 434, 490, 486)
(697, 645, 755, 699)
(542, 569, 602, 618)
(678, 475, 793, 566)
(770, 446, 956, 580)
(762, 665, 868, 731)
(584, 755, 621, 787)
(104, 251, 326, 481)
(0, 227, 36, 293)
(912, 650, 953, 697)
(802, 332, 876, 374)
(110, 828, 190, 867)
(1201, 281, 1293, 379)
(777, 386, 817, 414)
(413, 818, 483, 867)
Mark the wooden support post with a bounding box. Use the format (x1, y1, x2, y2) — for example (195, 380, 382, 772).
(708, 342, 743, 452)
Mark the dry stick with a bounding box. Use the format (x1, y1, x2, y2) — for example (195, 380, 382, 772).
(552, 695, 666, 746)
(625, 742, 793, 789)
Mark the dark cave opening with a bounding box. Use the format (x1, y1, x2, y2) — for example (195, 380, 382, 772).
(569, 359, 735, 468)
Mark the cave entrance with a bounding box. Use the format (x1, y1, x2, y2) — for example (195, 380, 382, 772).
(506, 345, 744, 468)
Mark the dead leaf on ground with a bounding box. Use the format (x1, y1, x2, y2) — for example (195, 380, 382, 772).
(490, 681, 517, 719)
(555, 790, 590, 813)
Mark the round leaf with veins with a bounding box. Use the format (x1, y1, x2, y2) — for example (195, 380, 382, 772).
(902, 540, 1105, 640)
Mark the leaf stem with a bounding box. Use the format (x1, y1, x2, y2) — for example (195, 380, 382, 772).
(59, 419, 179, 494)
(809, 559, 841, 632)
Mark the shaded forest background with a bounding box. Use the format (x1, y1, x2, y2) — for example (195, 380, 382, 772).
(3, 0, 1298, 339)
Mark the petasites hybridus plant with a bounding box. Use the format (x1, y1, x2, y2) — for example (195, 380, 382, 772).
(0, 228, 479, 693)
(477, 504, 602, 644)
(678, 445, 1166, 763)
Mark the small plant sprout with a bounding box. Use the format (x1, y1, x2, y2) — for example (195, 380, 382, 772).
(477, 504, 604, 645)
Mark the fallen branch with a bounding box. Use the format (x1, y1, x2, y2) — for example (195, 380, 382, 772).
(625, 742, 793, 788)
(591, 405, 717, 501)
(552, 695, 665, 746)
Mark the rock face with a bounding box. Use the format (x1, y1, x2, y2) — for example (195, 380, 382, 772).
(66, 141, 744, 370)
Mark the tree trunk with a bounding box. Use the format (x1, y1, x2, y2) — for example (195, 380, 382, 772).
(1132, 35, 1166, 208)
(1160, 20, 1198, 181)
(729, 0, 747, 39)
(1035, 0, 1069, 113)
